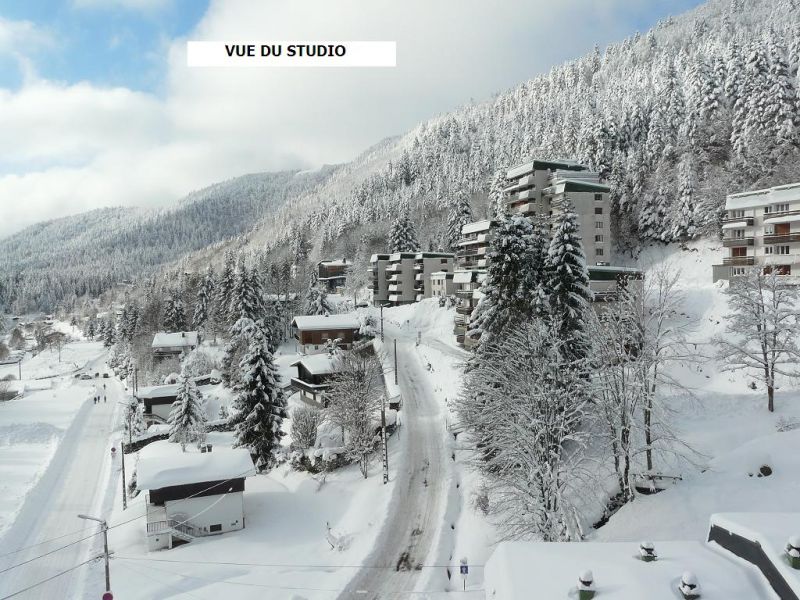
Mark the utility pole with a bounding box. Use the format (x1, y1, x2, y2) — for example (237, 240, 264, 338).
(380, 305, 384, 342)
(17, 357, 21, 381)
(394, 339, 398, 386)
(381, 395, 389, 484)
(120, 441, 127, 510)
(78, 514, 111, 593)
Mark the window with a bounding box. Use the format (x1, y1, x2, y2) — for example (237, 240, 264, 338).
(210, 524, 222, 533)
(595, 221, 604, 229)
(594, 193, 603, 202)
(778, 245, 790, 255)
(765, 246, 773, 255)
(730, 209, 745, 219)
(732, 229, 745, 239)
(596, 248, 604, 256)
(595, 234, 604, 243)
(765, 226, 775, 235)
(730, 267, 746, 277)
(594, 207, 603, 215)
(774, 203, 790, 213)
(732, 247, 748, 257)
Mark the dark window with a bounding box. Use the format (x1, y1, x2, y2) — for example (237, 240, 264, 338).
(594, 207, 603, 215)
(210, 524, 222, 532)
(594, 193, 603, 202)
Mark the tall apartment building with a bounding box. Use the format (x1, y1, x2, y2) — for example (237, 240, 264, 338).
(712, 182, 800, 282)
(504, 159, 612, 264)
(370, 252, 454, 306)
(453, 158, 638, 348)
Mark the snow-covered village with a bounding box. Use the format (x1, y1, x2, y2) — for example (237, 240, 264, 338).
(2, 0, 800, 599)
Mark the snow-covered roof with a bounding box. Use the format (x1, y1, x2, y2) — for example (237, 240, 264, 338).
(151, 331, 199, 349)
(765, 214, 800, 224)
(370, 254, 391, 263)
(292, 314, 360, 331)
(587, 265, 642, 274)
(453, 271, 475, 284)
(727, 182, 800, 210)
(318, 259, 349, 266)
(136, 384, 180, 399)
(290, 353, 335, 376)
(710, 513, 800, 596)
(721, 221, 748, 230)
(461, 220, 493, 235)
(137, 444, 256, 490)
(485, 540, 771, 600)
(430, 271, 453, 279)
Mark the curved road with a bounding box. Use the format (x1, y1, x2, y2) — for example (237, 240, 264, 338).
(339, 339, 449, 599)
(0, 352, 121, 599)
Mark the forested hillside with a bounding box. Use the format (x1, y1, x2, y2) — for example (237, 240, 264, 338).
(2, 0, 799, 313)
(256, 0, 800, 256)
(0, 169, 334, 311)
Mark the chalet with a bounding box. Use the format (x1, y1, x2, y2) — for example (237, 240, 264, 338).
(137, 443, 256, 551)
(291, 314, 360, 355)
(151, 331, 200, 359)
(135, 384, 179, 422)
(290, 353, 335, 404)
(318, 259, 350, 292)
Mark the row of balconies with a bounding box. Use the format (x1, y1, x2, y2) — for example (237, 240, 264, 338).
(722, 216, 755, 226)
(722, 257, 755, 266)
(723, 233, 800, 246)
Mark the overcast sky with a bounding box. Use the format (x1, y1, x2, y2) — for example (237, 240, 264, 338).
(0, 0, 703, 238)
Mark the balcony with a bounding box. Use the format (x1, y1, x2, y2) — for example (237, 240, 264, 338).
(766, 208, 800, 219)
(722, 237, 754, 247)
(722, 257, 755, 266)
(458, 248, 480, 257)
(722, 216, 754, 226)
(456, 288, 474, 297)
(517, 189, 536, 201)
(456, 305, 472, 315)
(453, 323, 466, 335)
(764, 233, 800, 245)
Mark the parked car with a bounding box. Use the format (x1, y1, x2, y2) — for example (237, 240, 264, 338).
(102, 373, 109, 378)
(94, 372, 99, 378)
(79, 373, 93, 381)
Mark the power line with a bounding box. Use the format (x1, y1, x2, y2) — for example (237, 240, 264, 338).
(114, 555, 486, 570)
(0, 556, 99, 600)
(116, 561, 209, 600)
(0, 532, 99, 576)
(116, 558, 486, 596)
(0, 526, 95, 559)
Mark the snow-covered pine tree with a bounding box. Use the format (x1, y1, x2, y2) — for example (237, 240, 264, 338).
(214, 251, 236, 327)
(546, 204, 592, 357)
(231, 323, 286, 470)
(468, 215, 542, 345)
(163, 291, 185, 333)
(168, 373, 207, 450)
(193, 267, 214, 330)
(671, 156, 698, 241)
(123, 397, 147, 443)
(229, 260, 264, 323)
(487, 168, 508, 219)
(102, 318, 115, 348)
(388, 210, 420, 253)
(303, 271, 331, 316)
(446, 196, 473, 252)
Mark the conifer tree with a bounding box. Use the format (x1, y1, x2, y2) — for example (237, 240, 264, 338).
(163, 291, 185, 332)
(168, 373, 207, 450)
(546, 204, 592, 357)
(193, 267, 214, 330)
(303, 271, 331, 316)
(671, 156, 697, 241)
(215, 251, 236, 327)
(102, 318, 116, 348)
(231, 323, 286, 469)
(446, 196, 473, 252)
(388, 211, 420, 253)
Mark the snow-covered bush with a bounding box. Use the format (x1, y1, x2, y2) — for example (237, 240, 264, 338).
(180, 347, 221, 379)
(291, 405, 322, 451)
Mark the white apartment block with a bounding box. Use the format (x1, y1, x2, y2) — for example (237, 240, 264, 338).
(370, 252, 454, 306)
(713, 182, 800, 282)
(430, 271, 455, 298)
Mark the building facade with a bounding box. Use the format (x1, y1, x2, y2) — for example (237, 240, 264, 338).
(712, 182, 800, 282)
(317, 259, 349, 292)
(370, 252, 454, 306)
(430, 271, 455, 298)
(291, 314, 361, 354)
(452, 158, 637, 348)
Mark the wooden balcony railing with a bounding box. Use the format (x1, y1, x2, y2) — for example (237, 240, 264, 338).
(764, 233, 800, 245)
(722, 257, 755, 266)
(722, 237, 754, 247)
(722, 216, 754, 226)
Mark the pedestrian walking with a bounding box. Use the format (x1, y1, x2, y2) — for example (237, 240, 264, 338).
(104, 395, 107, 403)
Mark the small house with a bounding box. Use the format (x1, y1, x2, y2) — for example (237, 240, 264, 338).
(151, 331, 200, 359)
(291, 314, 360, 355)
(318, 259, 350, 292)
(290, 354, 336, 404)
(135, 384, 179, 422)
(137, 443, 256, 551)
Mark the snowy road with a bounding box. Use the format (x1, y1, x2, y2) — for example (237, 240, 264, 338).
(338, 340, 449, 599)
(0, 353, 121, 600)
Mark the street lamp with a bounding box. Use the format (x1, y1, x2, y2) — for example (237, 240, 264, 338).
(78, 514, 111, 593)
